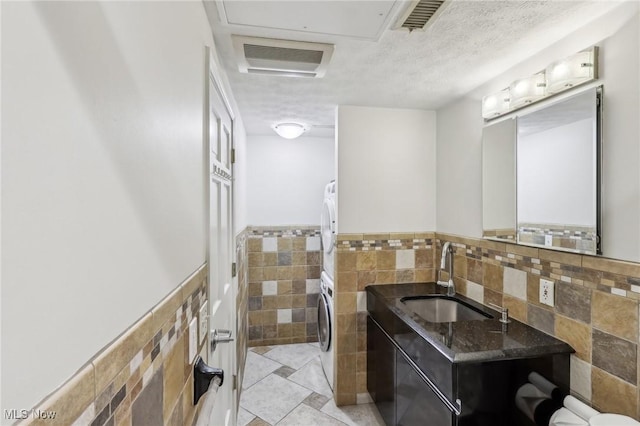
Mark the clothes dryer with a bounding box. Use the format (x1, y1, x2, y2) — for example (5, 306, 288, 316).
(321, 181, 336, 279)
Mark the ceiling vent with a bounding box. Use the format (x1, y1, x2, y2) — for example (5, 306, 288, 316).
(231, 35, 334, 78)
(394, 0, 448, 32)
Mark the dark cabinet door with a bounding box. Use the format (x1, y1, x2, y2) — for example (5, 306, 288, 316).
(396, 350, 455, 426)
(368, 316, 396, 426)
(369, 316, 456, 426)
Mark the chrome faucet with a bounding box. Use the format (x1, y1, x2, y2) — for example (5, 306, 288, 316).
(437, 241, 455, 296)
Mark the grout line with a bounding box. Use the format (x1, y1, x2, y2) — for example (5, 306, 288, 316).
(242, 346, 325, 425)
(241, 342, 383, 426)
(240, 352, 284, 392)
(237, 408, 258, 426)
(273, 400, 308, 425)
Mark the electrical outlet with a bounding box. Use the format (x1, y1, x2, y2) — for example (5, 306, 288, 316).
(199, 301, 208, 344)
(544, 235, 553, 247)
(188, 318, 197, 363)
(540, 279, 555, 307)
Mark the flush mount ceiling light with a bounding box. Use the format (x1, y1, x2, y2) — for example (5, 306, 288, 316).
(482, 46, 598, 120)
(273, 123, 307, 139)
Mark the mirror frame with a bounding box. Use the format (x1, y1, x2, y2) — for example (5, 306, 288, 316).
(482, 86, 603, 256)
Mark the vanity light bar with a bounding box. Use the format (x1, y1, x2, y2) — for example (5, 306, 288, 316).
(482, 47, 598, 120)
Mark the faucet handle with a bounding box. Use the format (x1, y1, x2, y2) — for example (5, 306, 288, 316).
(488, 303, 511, 324)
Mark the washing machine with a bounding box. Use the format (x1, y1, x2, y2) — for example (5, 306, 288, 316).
(318, 271, 334, 390)
(321, 181, 336, 279)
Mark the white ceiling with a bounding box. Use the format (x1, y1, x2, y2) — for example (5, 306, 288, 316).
(205, 0, 622, 138)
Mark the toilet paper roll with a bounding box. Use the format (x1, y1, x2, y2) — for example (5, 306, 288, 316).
(529, 371, 567, 404)
(563, 395, 599, 421)
(549, 408, 589, 426)
(515, 383, 549, 420)
(529, 372, 556, 396)
(516, 382, 565, 425)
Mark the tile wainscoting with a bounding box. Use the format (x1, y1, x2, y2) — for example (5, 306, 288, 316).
(17, 265, 210, 426)
(333, 232, 436, 406)
(439, 233, 640, 419)
(242, 226, 323, 347)
(236, 230, 249, 399)
(334, 232, 640, 420)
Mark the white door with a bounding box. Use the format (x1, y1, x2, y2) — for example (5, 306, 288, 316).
(201, 47, 236, 426)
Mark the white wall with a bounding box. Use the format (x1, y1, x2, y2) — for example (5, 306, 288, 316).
(336, 106, 436, 234)
(1, 1, 220, 411)
(436, 2, 640, 261)
(600, 6, 640, 261)
(246, 134, 334, 226)
(436, 98, 485, 238)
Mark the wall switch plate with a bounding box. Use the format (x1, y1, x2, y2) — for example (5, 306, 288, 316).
(188, 318, 197, 363)
(199, 301, 208, 344)
(544, 235, 553, 247)
(540, 279, 555, 307)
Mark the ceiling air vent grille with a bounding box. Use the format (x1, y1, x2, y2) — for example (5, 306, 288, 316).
(232, 36, 334, 78)
(396, 0, 447, 32)
(244, 45, 324, 65)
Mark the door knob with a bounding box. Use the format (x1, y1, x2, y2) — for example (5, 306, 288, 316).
(210, 329, 234, 352)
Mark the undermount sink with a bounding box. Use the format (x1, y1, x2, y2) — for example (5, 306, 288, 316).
(401, 295, 493, 323)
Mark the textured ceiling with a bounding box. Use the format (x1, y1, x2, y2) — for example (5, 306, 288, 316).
(205, 1, 622, 137)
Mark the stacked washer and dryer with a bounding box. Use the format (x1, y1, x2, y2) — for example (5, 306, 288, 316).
(318, 181, 336, 390)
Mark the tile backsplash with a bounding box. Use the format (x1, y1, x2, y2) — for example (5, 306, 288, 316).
(437, 233, 639, 418)
(17, 265, 210, 426)
(333, 231, 640, 420)
(242, 226, 322, 347)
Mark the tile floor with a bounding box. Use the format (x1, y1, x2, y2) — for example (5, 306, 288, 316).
(239, 343, 385, 426)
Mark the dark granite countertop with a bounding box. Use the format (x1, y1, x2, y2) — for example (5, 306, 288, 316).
(366, 283, 574, 363)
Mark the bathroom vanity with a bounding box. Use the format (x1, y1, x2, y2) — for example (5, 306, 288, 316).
(367, 283, 573, 426)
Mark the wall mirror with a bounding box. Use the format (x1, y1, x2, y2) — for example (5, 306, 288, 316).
(482, 86, 602, 256)
(482, 118, 516, 241)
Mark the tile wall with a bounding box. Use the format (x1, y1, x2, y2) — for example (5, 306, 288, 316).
(334, 231, 640, 420)
(236, 231, 249, 398)
(17, 265, 210, 426)
(333, 232, 436, 406)
(438, 233, 640, 419)
(244, 226, 323, 346)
